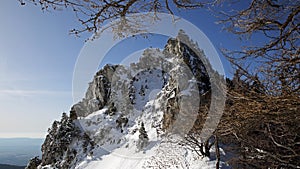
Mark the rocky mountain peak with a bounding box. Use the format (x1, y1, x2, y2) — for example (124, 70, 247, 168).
(28, 31, 216, 169)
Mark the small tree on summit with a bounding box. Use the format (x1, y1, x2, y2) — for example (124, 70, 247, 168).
(137, 122, 149, 151)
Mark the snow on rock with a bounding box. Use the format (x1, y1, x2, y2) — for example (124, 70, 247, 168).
(31, 31, 230, 169)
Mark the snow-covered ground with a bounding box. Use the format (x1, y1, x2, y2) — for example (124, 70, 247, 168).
(72, 48, 226, 169)
(36, 38, 231, 169)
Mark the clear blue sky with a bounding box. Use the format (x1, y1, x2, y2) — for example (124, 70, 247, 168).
(0, 0, 241, 138)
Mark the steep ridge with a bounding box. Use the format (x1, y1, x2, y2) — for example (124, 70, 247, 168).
(27, 31, 228, 169)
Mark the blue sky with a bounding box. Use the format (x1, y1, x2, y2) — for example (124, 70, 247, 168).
(0, 0, 241, 138)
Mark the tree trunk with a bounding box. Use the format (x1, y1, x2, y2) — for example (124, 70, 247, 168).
(215, 135, 220, 169)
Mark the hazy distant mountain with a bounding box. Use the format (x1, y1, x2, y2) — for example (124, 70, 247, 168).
(0, 138, 43, 166)
(0, 164, 25, 169)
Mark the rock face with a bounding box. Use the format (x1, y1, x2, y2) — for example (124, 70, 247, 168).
(29, 31, 216, 169)
(71, 65, 118, 117)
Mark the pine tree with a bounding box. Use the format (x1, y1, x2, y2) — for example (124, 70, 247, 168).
(25, 156, 41, 169)
(137, 122, 149, 151)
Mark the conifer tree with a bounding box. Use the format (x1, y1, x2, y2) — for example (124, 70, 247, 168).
(137, 122, 149, 150)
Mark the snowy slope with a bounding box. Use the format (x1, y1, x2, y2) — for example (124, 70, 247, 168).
(71, 48, 224, 169)
(32, 32, 230, 169)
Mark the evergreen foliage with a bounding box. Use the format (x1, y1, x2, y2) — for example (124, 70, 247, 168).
(137, 122, 149, 151)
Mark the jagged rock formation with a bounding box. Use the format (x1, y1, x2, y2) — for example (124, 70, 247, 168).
(71, 65, 118, 117)
(28, 31, 224, 169)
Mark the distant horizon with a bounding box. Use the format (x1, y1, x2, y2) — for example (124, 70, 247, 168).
(0, 137, 44, 139)
(0, 133, 46, 139)
(0, 163, 26, 167)
(0, 136, 43, 166)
